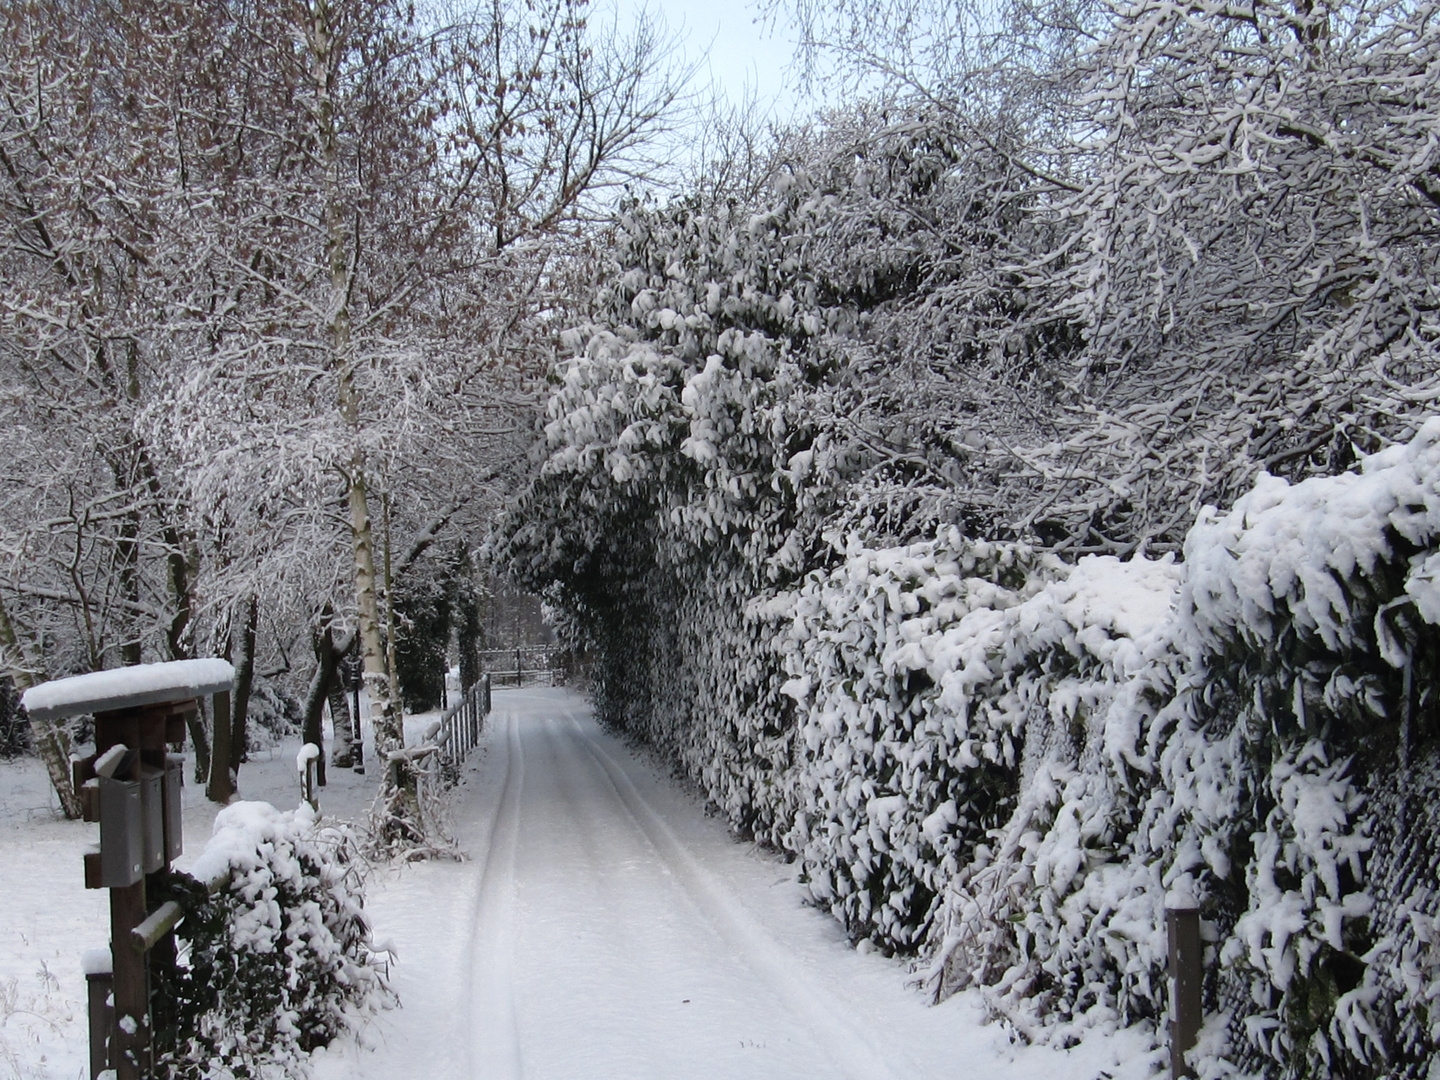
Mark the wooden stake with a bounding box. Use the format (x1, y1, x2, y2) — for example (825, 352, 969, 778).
(86, 970, 113, 1080)
(110, 880, 149, 1080)
(1167, 902, 1202, 1079)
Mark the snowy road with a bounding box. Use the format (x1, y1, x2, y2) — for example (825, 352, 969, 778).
(314, 688, 1156, 1080)
(468, 693, 905, 1080)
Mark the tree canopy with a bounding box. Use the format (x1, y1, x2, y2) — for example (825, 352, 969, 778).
(0, 0, 688, 822)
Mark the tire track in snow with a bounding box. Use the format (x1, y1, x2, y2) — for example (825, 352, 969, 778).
(568, 714, 911, 1080)
(518, 709, 849, 1078)
(467, 705, 526, 1080)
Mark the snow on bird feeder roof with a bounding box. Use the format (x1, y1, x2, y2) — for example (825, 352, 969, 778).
(20, 658, 235, 721)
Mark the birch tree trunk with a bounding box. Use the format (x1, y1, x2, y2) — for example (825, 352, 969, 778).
(305, 0, 411, 843)
(348, 472, 400, 759)
(0, 594, 79, 818)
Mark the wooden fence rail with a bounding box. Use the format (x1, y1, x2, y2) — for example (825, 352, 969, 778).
(429, 674, 491, 786)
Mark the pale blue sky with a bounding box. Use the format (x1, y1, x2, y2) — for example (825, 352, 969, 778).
(617, 0, 805, 119)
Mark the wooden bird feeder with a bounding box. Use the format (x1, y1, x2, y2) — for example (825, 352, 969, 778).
(22, 659, 234, 1080)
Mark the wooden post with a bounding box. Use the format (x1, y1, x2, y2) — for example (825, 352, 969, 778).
(1167, 900, 1203, 1079)
(109, 880, 149, 1079)
(90, 699, 201, 1077)
(86, 970, 113, 1080)
(303, 752, 319, 811)
(23, 663, 232, 1080)
(92, 702, 177, 1080)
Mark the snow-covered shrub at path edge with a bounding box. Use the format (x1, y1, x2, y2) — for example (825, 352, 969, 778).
(772, 422, 1440, 1078)
(158, 801, 394, 1078)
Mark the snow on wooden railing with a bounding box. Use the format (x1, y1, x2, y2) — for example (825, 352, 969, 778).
(429, 673, 491, 785)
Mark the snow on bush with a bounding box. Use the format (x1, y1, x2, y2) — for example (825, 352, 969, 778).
(852, 424, 1440, 1078)
(493, 5, 1440, 1066)
(771, 534, 1056, 950)
(504, 405, 1440, 1078)
(765, 528, 1195, 1049)
(157, 802, 394, 1078)
(492, 76, 1440, 1073)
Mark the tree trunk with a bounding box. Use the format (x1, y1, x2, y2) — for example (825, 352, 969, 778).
(230, 595, 259, 776)
(308, 0, 416, 850)
(347, 473, 404, 751)
(457, 576, 483, 693)
(142, 448, 206, 776)
(349, 470, 422, 849)
(207, 688, 233, 803)
(328, 683, 354, 771)
(0, 593, 79, 818)
(301, 664, 328, 786)
(114, 497, 144, 667)
(187, 702, 211, 785)
(382, 489, 402, 701)
(302, 620, 353, 788)
(207, 610, 236, 802)
(308, 0, 403, 760)
(347, 657, 365, 774)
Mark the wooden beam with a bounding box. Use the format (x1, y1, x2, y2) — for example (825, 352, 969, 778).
(130, 901, 184, 954)
(110, 881, 149, 1080)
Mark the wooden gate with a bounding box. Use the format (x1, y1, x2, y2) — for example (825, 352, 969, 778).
(480, 645, 566, 688)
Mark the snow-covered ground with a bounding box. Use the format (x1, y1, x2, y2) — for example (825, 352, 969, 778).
(0, 722, 379, 1080)
(1, 688, 1161, 1079)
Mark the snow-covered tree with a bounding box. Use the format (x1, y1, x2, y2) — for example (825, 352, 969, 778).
(0, 0, 689, 826)
(0, 0, 236, 811)
(498, 2, 1440, 1074)
(1025, 0, 1440, 552)
(759, 0, 1440, 555)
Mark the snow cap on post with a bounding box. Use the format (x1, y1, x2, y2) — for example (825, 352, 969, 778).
(80, 947, 113, 976)
(1165, 878, 1199, 912)
(296, 743, 321, 772)
(20, 658, 236, 721)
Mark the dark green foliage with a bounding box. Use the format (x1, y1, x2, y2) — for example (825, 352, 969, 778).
(396, 574, 452, 713)
(153, 806, 393, 1078)
(453, 545, 484, 691)
(395, 544, 484, 711)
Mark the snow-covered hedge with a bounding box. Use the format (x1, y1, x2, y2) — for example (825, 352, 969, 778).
(769, 534, 1180, 956)
(493, 11, 1440, 1070)
(783, 424, 1440, 1078)
(505, 398, 1440, 1077)
(157, 802, 393, 1078)
(492, 79, 1440, 1075)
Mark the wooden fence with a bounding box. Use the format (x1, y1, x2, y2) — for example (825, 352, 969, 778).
(428, 673, 491, 787)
